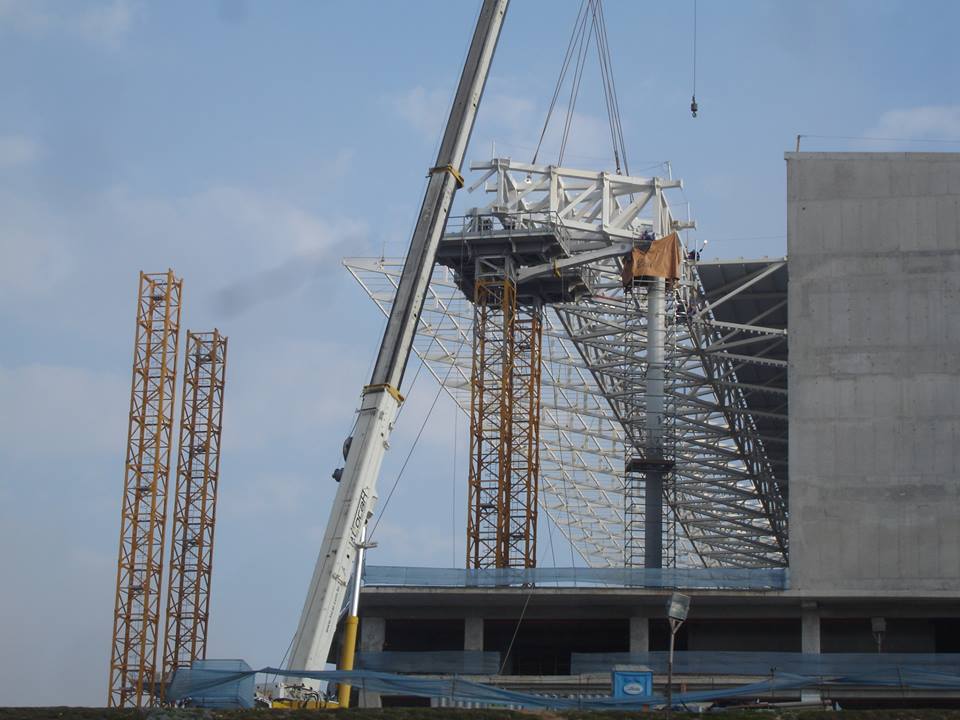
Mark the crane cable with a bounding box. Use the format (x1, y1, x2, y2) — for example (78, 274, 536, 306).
(558, 6, 594, 167)
(532, 0, 629, 174)
(691, 0, 698, 117)
(531, 0, 590, 167)
(590, 0, 629, 174)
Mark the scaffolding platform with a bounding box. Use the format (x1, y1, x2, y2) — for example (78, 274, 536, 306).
(436, 218, 591, 305)
(625, 457, 676, 474)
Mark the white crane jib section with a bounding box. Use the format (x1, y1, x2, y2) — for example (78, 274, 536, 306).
(285, 0, 509, 678)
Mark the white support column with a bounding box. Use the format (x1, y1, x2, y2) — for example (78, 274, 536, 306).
(357, 617, 385, 708)
(801, 602, 821, 703)
(465, 616, 484, 651)
(630, 616, 650, 654)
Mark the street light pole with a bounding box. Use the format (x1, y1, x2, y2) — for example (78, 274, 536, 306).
(665, 593, 690, 717)
(871, 617, 886, 654)
(667, 618, 677, 716)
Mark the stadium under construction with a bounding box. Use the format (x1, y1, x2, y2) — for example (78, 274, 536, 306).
(103, 0, 960, 711)
(336, 151, 960, 708)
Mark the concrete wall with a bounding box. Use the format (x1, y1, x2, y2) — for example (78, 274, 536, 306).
(787, 152, 960, 592)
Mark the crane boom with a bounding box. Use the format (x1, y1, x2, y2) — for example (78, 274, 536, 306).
(286, 0, 510, 678)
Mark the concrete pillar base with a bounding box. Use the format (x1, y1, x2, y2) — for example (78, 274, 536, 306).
(801, 602, 821, 703)
(630, 616, 650, 654)
(358, 616, 385, 708)
(465, 616, 484, 651)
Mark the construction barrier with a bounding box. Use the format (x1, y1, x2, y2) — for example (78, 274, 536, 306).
(166, 662, 960, 710)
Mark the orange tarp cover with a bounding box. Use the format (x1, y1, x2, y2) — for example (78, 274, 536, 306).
(621, 232, 682, 287)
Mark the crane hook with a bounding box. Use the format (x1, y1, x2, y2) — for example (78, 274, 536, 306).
(690, 95, 698, 118)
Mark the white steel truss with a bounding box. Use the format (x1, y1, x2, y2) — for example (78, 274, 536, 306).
(347, 257, 631, 567)
(344, 159, 788, 568)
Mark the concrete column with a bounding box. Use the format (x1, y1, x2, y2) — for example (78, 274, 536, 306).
(465, 616, 484, 651)
(801, 603, 820, 654)
(357, 617, 385, 708)
(630, 616, 650, 654)
(800, 603, 821, 704)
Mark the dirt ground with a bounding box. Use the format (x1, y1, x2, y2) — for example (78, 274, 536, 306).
(3, 709, 960, 720)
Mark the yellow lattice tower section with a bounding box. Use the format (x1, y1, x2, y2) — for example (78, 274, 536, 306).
(162, 330, 228, 693)
(109, 270, 183, 707)
(502, 306, 541, 566)
(467, 274, 542, 569)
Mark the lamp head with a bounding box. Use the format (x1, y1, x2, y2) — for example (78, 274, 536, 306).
(667, 592, 691, 622)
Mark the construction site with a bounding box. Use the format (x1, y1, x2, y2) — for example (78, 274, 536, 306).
(4, 0, 960, 716)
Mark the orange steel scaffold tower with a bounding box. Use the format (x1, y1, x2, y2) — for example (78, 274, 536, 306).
(161, 330, 228, 692)
(109, 270, 183, 708)
(467, 263, 542, 569)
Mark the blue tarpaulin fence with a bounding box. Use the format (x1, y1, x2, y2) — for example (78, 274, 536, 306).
(362, 565, 788, 590)
(571, 652, 960, 676)
(356, 650, 500, 674)
(167, 663, 960, 710)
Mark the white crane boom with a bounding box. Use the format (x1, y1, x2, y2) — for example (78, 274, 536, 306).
(285, 0, 510, 678)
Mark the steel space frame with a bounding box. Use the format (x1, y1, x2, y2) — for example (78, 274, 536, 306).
(345, 159, 788, 569)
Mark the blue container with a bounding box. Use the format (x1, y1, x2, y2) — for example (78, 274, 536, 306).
(612, 669, 653, 699)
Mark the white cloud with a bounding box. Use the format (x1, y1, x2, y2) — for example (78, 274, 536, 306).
(391, 86, 450, 140)
(76, 0, 135, 46)
(223, 337, 364, 452)
(867, 105, 960, 140)
(0, 363, 128, 457)
(483, 92, 538, 138)
(0, 222, 71, 302)
(472, 91, 616, 169)
(371, 518, 455, 566)
(0, 180, 367, 323)
(0, 0, 51, 32)
(392, 83, 617, 170)
(98, 184, 351, 264)
(227, 470, 313, 517)
(0, 134, 40, 168)
(0, 0, 138, 48)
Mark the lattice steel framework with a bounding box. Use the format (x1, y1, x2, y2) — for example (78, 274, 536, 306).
(468, 275, 513, 567)
(348, 256, 626, 566)
(467, 266, 542, 568)
(344, 156, 790, 570)
(507, 302, 542, 566)
(162, 330, 228, 692)
(109, 270, 183, 708)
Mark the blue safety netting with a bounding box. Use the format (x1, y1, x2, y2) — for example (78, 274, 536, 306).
(363, 565, 788, 590)
(571, 651, 960, 676)
(166, 663, 960, 710)
(356, 650, 500, 674)
(166, 659, 255, 708)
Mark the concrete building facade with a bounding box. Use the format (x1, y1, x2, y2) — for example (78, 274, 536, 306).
(346, 153, 960, 708)
(787, 152, 960, 593)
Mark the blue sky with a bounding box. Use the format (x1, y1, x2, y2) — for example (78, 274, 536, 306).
(2, 0, 960, 706)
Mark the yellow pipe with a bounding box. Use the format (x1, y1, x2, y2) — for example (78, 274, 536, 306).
(337, 615, 359, 708)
